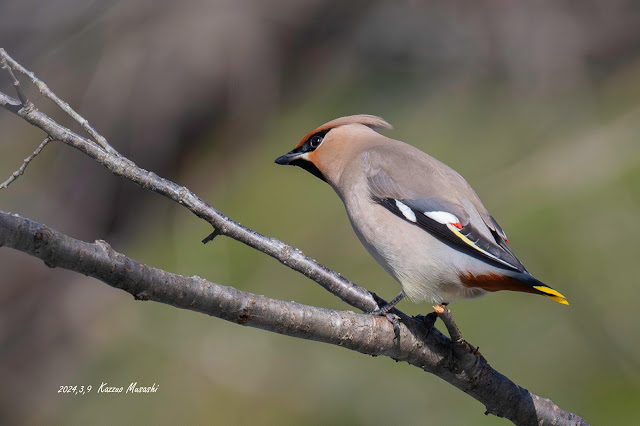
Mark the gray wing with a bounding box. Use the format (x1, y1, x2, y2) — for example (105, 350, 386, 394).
(366, 159, 525, 272)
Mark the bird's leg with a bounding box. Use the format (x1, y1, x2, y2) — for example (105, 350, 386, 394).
(366, 291, 405, 339)
(367, 291, 405, 316)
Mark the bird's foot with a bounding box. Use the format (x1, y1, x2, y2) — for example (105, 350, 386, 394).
(365, 291, 405, 341)
(385, 313, 402, 340)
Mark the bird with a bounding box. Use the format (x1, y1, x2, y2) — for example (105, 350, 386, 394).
(274, 115, 568, 313)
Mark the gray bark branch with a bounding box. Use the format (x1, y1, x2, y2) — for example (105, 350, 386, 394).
(0, 48, 587, 426)
(0, 136, 52, 189)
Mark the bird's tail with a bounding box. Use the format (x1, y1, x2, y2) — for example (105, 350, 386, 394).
(510, 271, 569, 305)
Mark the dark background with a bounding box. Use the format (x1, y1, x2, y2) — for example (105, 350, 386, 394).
(1, 1, 639, 424)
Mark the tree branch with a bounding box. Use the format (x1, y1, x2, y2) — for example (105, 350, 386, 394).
(0, 49, 588, 425)
(0, 136, 53, 189)
(0, 48, 376, 314)
(0, 210, 587, 425)
(1, 49, 116, 155)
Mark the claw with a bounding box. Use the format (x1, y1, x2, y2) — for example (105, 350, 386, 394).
(385, 312, 401, 340)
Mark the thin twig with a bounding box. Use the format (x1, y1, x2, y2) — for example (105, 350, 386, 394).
(0, 136, 53, 189)
(434, 304, 480, 373)
(0, 49, 382, 319)
(0, 90, 21, 112)
(1, 57, 29, 106)
(201, 228, 220, 244)
(434, 304, 463, 342)
(0, 48, 117, 155)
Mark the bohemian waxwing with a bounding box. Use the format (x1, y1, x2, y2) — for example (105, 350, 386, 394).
(275, 115, 568, 310)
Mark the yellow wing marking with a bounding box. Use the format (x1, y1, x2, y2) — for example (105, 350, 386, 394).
(446, 223, 514, 268)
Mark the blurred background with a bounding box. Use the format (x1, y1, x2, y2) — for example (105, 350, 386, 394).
(1, 0, 639, 424)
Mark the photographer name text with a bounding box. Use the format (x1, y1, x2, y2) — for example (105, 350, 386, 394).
(58, 382, 159, 395)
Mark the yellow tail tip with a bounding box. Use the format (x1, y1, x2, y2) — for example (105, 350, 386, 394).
(534, 286, 569, 305)
(547, 295, 569, 305)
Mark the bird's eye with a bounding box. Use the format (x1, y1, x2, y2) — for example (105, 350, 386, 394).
(309, 135, 323, 149)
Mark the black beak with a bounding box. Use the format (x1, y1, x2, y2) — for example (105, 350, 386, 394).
(274, 150, 302, 165)
(274, 148, 326, 182)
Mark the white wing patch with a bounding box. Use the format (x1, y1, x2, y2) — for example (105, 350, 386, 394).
(395, 200, 416, 222)
(424, 211, 460, 226)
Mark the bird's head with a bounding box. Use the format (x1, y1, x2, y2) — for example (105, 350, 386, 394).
(274, 114, 392, 184)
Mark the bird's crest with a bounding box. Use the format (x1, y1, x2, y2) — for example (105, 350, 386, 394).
(295, 115, 392, 149)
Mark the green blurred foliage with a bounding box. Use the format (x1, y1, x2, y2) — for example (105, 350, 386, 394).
(2, 2, 640, 425)
(48, 64, 640, 425)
